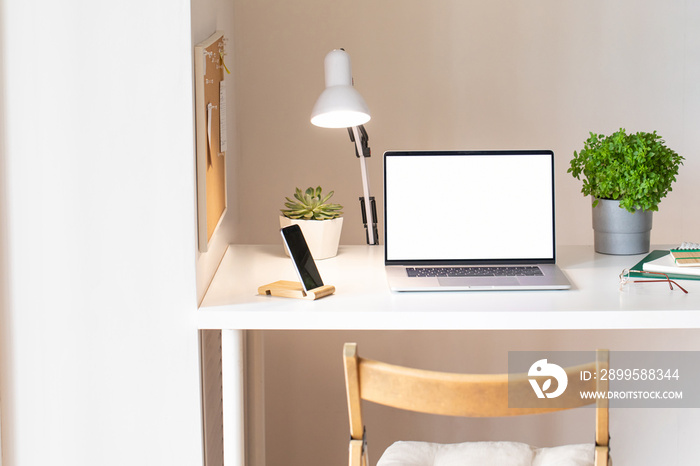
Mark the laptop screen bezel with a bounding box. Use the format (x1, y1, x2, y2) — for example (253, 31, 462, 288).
(383, 150, 557, 266)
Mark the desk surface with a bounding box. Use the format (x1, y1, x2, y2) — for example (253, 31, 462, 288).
(198, 245, 700, 330)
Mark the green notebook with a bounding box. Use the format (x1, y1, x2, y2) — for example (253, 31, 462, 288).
(629, 250, 700, 281)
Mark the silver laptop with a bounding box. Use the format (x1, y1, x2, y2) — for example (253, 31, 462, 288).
(384, 150, 571, 291)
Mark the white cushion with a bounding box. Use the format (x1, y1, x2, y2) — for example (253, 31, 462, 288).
(377, 441, 594, 466)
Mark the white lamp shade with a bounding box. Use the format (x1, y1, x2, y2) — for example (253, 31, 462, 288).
(310, 49, 371, 128)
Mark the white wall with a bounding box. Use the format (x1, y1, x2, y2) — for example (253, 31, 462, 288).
(226, 1, 700, 465)
(0, 1, 202, 465)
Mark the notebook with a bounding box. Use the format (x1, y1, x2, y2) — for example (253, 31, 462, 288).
(383, 150, 571, 291)
(670, 242, 700, 267)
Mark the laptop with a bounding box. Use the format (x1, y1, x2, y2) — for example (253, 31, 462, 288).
(384, 150, 571, 291)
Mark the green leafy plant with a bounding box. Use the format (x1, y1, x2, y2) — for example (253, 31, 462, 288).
(568, 129, 684, 213)
(281, 186, 343, 220)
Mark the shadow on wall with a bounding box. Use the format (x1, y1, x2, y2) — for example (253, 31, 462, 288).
(0, 14, 17, 460)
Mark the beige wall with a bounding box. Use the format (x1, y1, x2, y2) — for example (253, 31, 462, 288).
(232, 0, 699, 247)
(226, 1, 700, 465)
(261, 330, 700, 466)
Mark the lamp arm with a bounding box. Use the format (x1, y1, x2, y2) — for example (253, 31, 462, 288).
(347, 125, 370, 157)
(350, 125, 379, 245)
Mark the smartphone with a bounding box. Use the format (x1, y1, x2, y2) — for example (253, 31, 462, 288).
(280, 224, 324, 292)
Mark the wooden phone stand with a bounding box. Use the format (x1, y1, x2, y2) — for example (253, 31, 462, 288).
(257, 280, 335, 300)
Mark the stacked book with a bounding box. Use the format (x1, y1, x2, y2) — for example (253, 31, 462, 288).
(642, 242, 700, 279)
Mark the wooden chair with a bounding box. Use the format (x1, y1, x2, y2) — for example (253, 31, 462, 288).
(343, 343, 610, 466)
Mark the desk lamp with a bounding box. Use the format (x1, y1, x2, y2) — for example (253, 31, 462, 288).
(311, 49, 379, 245)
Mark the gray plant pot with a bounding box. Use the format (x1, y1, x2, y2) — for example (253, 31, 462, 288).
(591, 199, 652, 255)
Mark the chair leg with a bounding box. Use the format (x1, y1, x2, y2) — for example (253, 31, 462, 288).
(349, 439, 365, 466)
(595, 445, 609, 466)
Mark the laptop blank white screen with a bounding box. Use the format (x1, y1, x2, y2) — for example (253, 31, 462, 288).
(384, 151, 555, 263)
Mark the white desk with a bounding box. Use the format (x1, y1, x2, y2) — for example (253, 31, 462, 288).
(198, 244, 700, 466)
(200, 244, 700, 331)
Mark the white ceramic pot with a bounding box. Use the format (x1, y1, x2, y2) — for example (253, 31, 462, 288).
(279, 216, 343, 259)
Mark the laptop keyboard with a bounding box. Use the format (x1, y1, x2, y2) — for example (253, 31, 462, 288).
(406, 266, 543, 278)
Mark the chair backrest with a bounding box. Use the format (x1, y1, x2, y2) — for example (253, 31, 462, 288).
(343, 343, 609, 466)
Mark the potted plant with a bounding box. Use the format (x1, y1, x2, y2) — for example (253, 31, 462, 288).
(568, 128, 684, 255)
(280, 186, 344, 259)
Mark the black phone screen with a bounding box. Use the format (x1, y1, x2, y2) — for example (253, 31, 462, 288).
(281, 224, 324, 291)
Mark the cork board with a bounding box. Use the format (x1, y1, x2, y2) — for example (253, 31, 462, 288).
(195, 31, 228, 252)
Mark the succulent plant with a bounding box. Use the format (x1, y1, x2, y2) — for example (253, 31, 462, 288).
(281, 186, 343, 220)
